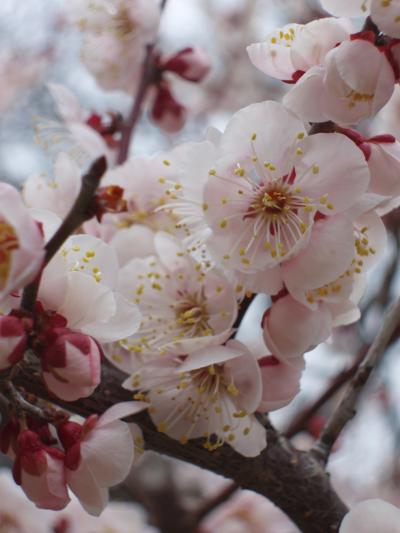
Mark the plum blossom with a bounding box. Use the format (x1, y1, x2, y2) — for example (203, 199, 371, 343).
(263, 211, 386, 362)
(0, 183, 45, 300)
(339, 499, 400, 532)
(84, 154, 178, 266)
(0, 315, 30, 370)
(58, 402, 148, 515)
(35, 84, 118, 165)
(38, 233, 141, 343)
(335, 128, 400, 201)
(283, 38, 395, 125)
(13, 430, 70, 511)
(371, 0, 400, 38)
(257, 355, 304, 412)
(0, 468, 155, 533)
(201, 101, 369, 290)
(40, 329, 102, 401)
(23, 152, 81, 219)
(68, 0, 160, 93)
(320, 0, 372, 18)
(124, 340, 267, 457)
(247, 17, 352, 83)
(116, 232, 237, 361)
(322, 0, 400, 40)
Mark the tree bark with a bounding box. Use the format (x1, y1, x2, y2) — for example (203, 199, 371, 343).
(13, 360, 347, 533)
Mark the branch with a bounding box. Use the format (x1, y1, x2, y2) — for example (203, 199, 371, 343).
(116, 0, 169, 164)
(313, 296, 400, 464)
(12, 360, 348, 533)
(285, 346, 367, 439)
(20, 156, 107, 313)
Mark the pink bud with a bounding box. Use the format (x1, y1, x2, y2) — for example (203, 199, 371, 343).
(41, 330, 102, 401)
(13, 429, 69, 511)
(0, 315, 29, 370)
(151, 85, 187, 133)
(161, 47, 211, 82)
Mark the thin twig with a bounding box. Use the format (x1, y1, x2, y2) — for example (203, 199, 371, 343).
(313, 296, 400, 464)
(285, 346, 367, 439)
(116, 0, 169, 164)
(20, 156, 107, 313)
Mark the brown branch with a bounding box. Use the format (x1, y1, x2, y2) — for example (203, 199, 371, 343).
(20, 156, 107, 313)
(11, 360, 348, 533)
(285, 346, 368, 439)
(116, 0, 169, 164)
(313, 296, 400, 464)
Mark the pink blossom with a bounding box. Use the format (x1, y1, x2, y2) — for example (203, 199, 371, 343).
(154, 138, 219, 266)
(58, 402, 148, 515)
(36, 83, 117, 165)
(371, 1, 400, 38)
(41, 329, 102, 401)
(202, 101, 369, 287)
(263, 294, 333, 362)
(247, 17, 352, 82)
(160, 47, 211, 82)
(68, 0, 160, 93)
(258, 355, 304, 411)
(38, 234, 141, 343)
(284, 39, 395, 125)
(116, 232, 237, 359)
(339, 499, 400, 532)
(84, 154, 177, 265)
(320, 0, 372, 17)
(337, 128, 400, 200)
(124, 340, 267, 457)
(13, 430, 70, 511)
(0, 183, 45, 299)
(263, 211, 386, 362)
(0, 315, 30, 370)
(23, 152, 81, 219)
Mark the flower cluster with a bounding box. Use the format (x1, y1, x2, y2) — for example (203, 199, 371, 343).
(1, 0, 400, 520)
(0, 402, 147, 514)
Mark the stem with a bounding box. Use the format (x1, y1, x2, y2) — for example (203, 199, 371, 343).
(116, 0, 169, 165)
(116, 45, 158, 165)
(285, 346, 367, 439)
(313, 296, 400, 464)
(13, 360, 348, 533)
(20, 156, 107, 314)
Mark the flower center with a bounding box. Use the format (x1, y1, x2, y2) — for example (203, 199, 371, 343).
(261, 189, 289, 213)
(111, 6, 137, 41)
(175, 298, 212, 337)
(0, 219, 18, 290)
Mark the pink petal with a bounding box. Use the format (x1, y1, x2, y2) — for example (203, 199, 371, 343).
(179, 344, 244, 373)
(282, 215, 355, 291)
(258, 357, 304, 412)
(223, 339, 263, 413)
(263, 295, 332, 361)
(339, 499, 400, 533)
(67, 463, 108, 516)
(297, 133, 370, 213)
(97, 401, 149, 427)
